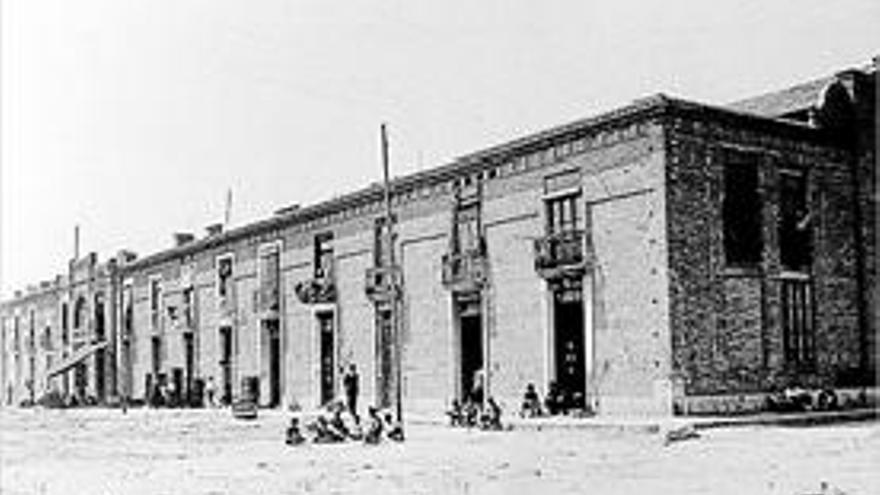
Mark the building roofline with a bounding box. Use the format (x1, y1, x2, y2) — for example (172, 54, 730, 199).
(113, 94, 834, 275)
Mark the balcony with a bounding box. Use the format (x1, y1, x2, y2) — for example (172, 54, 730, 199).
(295, 275, 336, 305)
(365, 266, 402, 303)
(441, 248, 488, 293)
(533, 229, 589, 280)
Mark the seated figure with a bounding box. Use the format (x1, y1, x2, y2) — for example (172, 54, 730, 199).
(520, 383, 542, 418)
(446, 399, 464, 427)
(363, 406, 384, 445)
(384, 412, 405, 442)
(480, 397, 503, 431)
(312, 415, 346, 443)
(285, 418, 306, 446)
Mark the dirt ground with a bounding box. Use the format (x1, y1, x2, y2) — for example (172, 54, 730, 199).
(0, 408, 877, 495)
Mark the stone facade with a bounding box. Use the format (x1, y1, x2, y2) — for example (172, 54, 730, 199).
(2, 63, 875, 416)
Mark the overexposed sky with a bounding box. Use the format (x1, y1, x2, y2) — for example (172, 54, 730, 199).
(1, 0, 877, 297)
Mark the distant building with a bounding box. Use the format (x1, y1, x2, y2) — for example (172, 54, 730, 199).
(1, 62, 875, 415)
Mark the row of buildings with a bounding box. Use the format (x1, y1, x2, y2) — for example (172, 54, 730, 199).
(1, 62, 876, 416)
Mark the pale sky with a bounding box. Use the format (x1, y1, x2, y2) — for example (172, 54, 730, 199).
(1, 0, 877, 298)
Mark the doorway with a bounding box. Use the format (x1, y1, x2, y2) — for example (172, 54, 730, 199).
(553, 279, 586, 409)
(263, 319, 281, 407)
(219, 326, 233, 405)
(456, 296, 483, 403)
(317, 312, 335, 406)
(183, 332, 195, 405)
(94, 349, 106, 402)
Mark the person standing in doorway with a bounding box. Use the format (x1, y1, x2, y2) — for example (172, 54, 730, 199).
(342, 364, 360, 421)
(205, 376, 216, 408)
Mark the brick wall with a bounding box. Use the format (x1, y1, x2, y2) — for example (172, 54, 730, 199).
(666, 113, 864, 399)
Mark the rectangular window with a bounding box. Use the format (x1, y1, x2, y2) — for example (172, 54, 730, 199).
(314, 232, 334, 279)
(722, 156, 763, 266)
(779, 170, 812, 271)
(455, 202, 481, 252)
(217, 256, 233, 298)
(150, 277, 162, 330)
(547, 194, 580, 234)
(781, 278, 815, 367)
(258, 244, 281, 311)
(182, 287, 195, 328)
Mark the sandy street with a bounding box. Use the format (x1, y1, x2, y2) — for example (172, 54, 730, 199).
(0, 408, 878, 495)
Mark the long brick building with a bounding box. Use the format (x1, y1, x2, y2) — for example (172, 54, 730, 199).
(2, 62, 876, 416)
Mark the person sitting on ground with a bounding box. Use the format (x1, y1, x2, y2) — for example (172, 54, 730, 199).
(520, 383, 542, 418)
(312, 415, 345, 444)
(462, 398, 480, 427)
(480, 397, 503, 431)
(285, 417, 306, 446)
(327, 406, 350, 440)
(363, 406, 384, 445)
(384, 411, 405, 442)
(341, 407, 363, 440)
(544, 381, 561, 415)
(446, 398, 464, 427)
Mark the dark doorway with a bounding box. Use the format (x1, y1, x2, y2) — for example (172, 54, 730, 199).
(317, 313, 335, 406)
(183, 333, 195, 405)
(553, 279, 585, 409)
(375, 307, 393, 408)
(94, 349, 106, 402)
(265, 319, 281, 407)
(457, 297, 483, 403)
(219, 326, 233, 405)
(74, 362, 87, 401)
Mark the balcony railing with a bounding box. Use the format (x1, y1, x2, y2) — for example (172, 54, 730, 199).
(365, 266, 402, 303)
(441, 248, 488, 292)
(295, 275, 336, 305)
(533, 229, 588, 279)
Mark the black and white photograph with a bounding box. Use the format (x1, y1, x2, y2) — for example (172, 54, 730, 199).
(0, 1, 878, 493)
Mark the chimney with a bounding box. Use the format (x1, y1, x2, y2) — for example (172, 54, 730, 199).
(117, 250, 138, 264)
(205, 223, 224, 237)
(173, 232, 196, 247)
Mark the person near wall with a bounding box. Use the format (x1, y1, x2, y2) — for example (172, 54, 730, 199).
(342, 364, 360, 421)
(205, 376, 216, 408)
(520, 383, 542, 418)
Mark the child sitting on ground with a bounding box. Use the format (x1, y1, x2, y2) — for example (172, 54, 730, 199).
(520, 383, 542, 418)
(480, 397, 503, 431)
(285, 417, 306, 446)
(364, 406, 383, 445)
(384, 411, 405, 442)
(446, 398, 464, 427)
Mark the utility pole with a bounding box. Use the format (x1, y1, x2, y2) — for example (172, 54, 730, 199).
(380, 123, 403, 425)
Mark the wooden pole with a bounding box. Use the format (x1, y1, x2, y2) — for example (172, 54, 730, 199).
(380, 124, 403, 425)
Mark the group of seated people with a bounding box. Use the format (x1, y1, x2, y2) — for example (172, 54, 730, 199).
(285, 400, 404, 446)
(520, 381, 584, 417)
(446, 396, 503, 430)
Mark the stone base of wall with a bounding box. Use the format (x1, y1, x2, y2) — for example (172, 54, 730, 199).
(676, 387, 879, 416)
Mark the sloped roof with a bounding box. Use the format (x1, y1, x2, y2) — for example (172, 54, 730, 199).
(727, 75, 832, 117)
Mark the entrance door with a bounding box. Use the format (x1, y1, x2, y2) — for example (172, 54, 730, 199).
(74, 362, 87, 401)
(457, 297, 483, 403)
(317, 313, 335, 406)
(554, 280, 586, 409)
(94, 349, 106, 402)
(183, 333, 195, 405)
(219, 326, 233, 405)
(265, 319, 281, 407)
